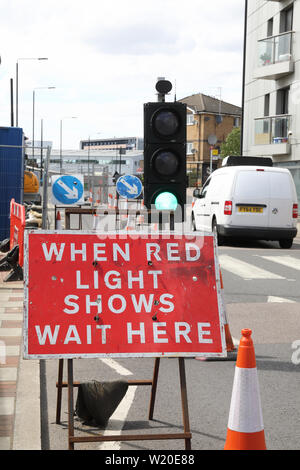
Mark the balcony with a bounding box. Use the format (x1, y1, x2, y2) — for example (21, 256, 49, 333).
(253, 115, 291, 156)
(253, 32, 294, 80)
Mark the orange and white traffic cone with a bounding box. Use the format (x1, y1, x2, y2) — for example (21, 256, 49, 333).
(224, 329, 266, 450)
(96, 188, 101, 206)
(92, 213, 98, 230)
(88, 188, 93, 204)
(121, 198, 128, 221)
(113, 194, 118, 210)
(125, 213, 135, 231)
(108, 193, 113, 210)
(55, 211, 62, 230)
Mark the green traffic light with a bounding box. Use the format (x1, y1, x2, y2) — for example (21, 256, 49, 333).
(154, 192, 178, 211)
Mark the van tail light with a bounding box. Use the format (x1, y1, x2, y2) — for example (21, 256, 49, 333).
(224, 200, 232, 215)
(293, 203, 298, 219)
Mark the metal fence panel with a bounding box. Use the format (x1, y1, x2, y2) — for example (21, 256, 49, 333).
(0, 127, 24, 241)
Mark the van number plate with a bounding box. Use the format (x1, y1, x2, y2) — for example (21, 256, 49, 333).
(238, 206, 263, 213)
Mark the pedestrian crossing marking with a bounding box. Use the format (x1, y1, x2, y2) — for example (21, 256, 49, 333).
(261, 256, 300, 271)
(267, 296, 296, 303)
(218, 254, 284, 280)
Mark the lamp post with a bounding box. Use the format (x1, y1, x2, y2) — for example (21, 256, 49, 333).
(32, 86, 55, 162)
(16, 57, 48, 127)
(59, 117, 77, 173)
(86, 133, 101, 191)
(240, 0, 248, 155)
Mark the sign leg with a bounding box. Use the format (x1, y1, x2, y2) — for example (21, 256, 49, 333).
(56, 359, 64, 424)
(178, 358, 191, 450)
(148, 358, 160, 420)
(67, 359, 75, 450)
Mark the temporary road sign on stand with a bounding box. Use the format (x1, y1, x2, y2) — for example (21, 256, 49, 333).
(24, 231, 226, 359)
(51, 175, 84, 206)
(116, 174, 142, 199)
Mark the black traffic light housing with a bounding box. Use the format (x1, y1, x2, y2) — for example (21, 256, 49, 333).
(143, 100, 187, 216)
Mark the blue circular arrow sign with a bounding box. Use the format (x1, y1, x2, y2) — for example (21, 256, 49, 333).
(116, 175, 143, 199)
(52, 175, 84, 205)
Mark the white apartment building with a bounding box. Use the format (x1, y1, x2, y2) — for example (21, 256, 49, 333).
(243, 0, 300, 202)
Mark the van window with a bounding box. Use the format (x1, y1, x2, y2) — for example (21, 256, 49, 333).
(234, 171, 270, 199)
(207, 174, 229, 198)
(270, 172, 292, 199)
(201, 177, 211, 197)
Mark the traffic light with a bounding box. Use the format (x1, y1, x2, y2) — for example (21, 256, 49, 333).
(143, 100, 187, 216)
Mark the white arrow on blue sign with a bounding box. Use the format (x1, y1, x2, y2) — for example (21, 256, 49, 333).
(51, 175, 84, 206)
(116, 174, 143, 199)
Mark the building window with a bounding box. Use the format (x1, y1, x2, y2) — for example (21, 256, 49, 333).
(267, 17, 273, 37)
(186, 142, 194, 154)
(233, 117, 240, 127)
(280, 5, 293, 33)
(264, 94, 270, 117)
(187, 114, 194, 125)
(276, 87, 289, 115)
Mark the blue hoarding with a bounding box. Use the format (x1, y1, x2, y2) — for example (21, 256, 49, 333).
(0, 127, 24, 241)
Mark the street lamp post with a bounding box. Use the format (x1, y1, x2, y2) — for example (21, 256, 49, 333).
(241, 0, 248, 155)
(32, 86, 55, 162)
(16, 57, 48, 127)
(59, 117, 77, 173)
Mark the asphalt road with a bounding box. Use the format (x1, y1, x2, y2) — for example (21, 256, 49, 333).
(40, 236, 300, 451)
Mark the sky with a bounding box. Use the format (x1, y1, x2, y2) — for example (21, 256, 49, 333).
(0, 0, 245, 150)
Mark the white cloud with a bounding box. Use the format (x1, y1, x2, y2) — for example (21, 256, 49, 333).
(0, 0, 245, 149)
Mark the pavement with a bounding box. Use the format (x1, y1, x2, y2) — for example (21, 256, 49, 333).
(0, 257, 40, 450)
(0, 221, 299, 450)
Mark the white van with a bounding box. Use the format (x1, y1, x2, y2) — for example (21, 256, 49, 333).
(191, 156, 298, 248)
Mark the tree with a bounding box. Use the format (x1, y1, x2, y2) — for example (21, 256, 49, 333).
(220, 127, 241, 158)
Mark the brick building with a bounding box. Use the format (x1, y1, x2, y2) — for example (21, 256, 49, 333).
(179, 93, 242, 185)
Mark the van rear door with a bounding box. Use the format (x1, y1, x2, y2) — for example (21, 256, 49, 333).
(268, 170, 295, 228)
(231, 169, 271, 227)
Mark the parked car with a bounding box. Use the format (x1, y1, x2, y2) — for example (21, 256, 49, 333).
(191, 156, 298, 248)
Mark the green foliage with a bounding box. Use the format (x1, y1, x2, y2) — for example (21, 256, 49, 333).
(220, 127, 241, 157)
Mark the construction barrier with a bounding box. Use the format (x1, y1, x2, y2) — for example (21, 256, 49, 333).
(9, 199, 25, 267)
(224, 329, 266, 450)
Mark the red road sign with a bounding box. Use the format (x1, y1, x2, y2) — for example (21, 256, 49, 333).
(24, 231, 226, 359)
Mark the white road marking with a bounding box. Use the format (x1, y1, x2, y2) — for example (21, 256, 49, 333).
(98, 385, 137, 450)
(268, 296, 296, 303)
(97, 358, 136, 450)
(219, 254, 284, 280)
(99, 358, 133, 376)
(261, 255, 300, 271)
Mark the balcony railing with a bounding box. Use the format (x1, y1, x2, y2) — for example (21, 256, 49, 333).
(254, 115, 290, 145)
(258, 31, 293, 67)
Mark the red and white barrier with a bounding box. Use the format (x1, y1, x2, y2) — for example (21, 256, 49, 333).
(9, 199, 25, 267)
